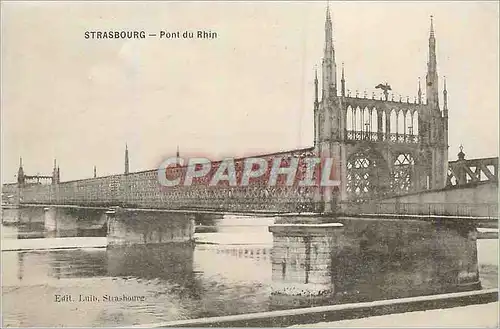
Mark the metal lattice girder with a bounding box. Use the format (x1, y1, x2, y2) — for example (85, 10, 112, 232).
(447, 157, 498, 186)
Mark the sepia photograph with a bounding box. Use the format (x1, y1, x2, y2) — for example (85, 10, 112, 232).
(1, 1, 499, 327)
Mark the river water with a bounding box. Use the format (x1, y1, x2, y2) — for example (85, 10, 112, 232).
(1, 215, 498, 327)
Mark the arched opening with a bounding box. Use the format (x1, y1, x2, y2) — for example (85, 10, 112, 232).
(363, 107, 370, 132)
(390, 110, 397, 136)
(371, 110, 378, 133)
(346, 106, 354, 131)
(412, 111, 419, 135)
(397, 109, 405, 135)
(346, 148, 391, 201)
(356, 107, 363, 131)
(405, 111, 412, 136)
(381, 111, 387, 133)
(391, 153, 416, 193)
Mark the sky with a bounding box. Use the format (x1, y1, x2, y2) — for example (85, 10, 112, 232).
(1, 1, 499, 183)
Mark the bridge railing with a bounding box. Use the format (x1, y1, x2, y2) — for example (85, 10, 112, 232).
(343, 202, 498, 219)
(345, 130, 419, 144)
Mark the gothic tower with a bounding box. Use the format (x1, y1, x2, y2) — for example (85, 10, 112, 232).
(314, 3, 346, 213)
(420, 16, 448, 189)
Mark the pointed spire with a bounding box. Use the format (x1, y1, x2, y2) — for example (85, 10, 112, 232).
(176, 145, 180, 158)
(322, 0, 337, 98)
(443, 76, 448, 114)
(93, 165, 97, 178)
(341, 62, 345, 97)
(314, 66, 319, 104)
(326, 0, 331, 21)
(19, 156, 23, 168)
(430, 15, 435, 38)
(124, 143, 129, 175)
(418, 77, 422, 104)
(426, 15, 439, 109)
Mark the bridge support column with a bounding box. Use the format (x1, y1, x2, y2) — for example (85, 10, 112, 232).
(106, 208, 195, 246)
(44, 207, 78, 237)
(43, 207, 108, 237)
(268, 217, 481, 309)
(268, 223, 343, 308)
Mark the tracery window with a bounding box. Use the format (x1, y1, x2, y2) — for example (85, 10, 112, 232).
(346, 150, 387, 201)
(391, 153, 415, 193)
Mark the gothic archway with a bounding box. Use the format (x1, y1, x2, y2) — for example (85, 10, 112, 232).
(346, 148, 390, 202)
(391, 152, 416, 193)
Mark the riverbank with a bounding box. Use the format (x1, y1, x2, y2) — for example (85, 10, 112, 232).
(292, 301, 499, 328)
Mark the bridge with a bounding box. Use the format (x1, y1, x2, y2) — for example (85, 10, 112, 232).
(2, 9, 498, 308)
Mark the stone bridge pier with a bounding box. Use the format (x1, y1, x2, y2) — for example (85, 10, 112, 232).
(2, 206, 48, 225)
(105, 208, 195, 246)
(43, 207, 108, 237)
(268, 217, 481, 308)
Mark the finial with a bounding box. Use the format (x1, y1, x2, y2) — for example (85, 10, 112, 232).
(326, 0, 331, 21)
(314, 66, 318, 80)
(126, 143, 128, 151)
(341, 62, 345, 79)
(372, 92, 375, 99)
(54, 158, 57, 169)
(443, 75, 447, 91)
(364, 90, 367, 98)
(391, 93, 394, 102)
(356, 90, 359, 98)
(176, 145, 180, 158)
(19, 156, 23, 167)
(430, 15, 435, 37)
(458, 144, 465, 160)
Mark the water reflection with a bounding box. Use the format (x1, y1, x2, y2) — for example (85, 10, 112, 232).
(1, 220, 274, 327)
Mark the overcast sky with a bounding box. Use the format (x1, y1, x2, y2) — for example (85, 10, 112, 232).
(1, 1, 498, 182)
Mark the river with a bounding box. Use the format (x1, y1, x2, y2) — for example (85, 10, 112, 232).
(1, 215, 498, 327)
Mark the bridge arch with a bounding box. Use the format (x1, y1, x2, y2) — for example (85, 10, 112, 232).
(346, 147, 391, 201)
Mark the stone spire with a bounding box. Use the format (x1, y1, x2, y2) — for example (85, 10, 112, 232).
(52, 159, 59, 184)
(341, 62, 345, 97)
(322, 2, 337, 100)
(17, 156, 25, 185)
(124, 143, 129, 175)
(443, 76, 448, 116)
(426, 15, 439, 109)
(314, 67, 319, 105)
(418, 77, 422, 104)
